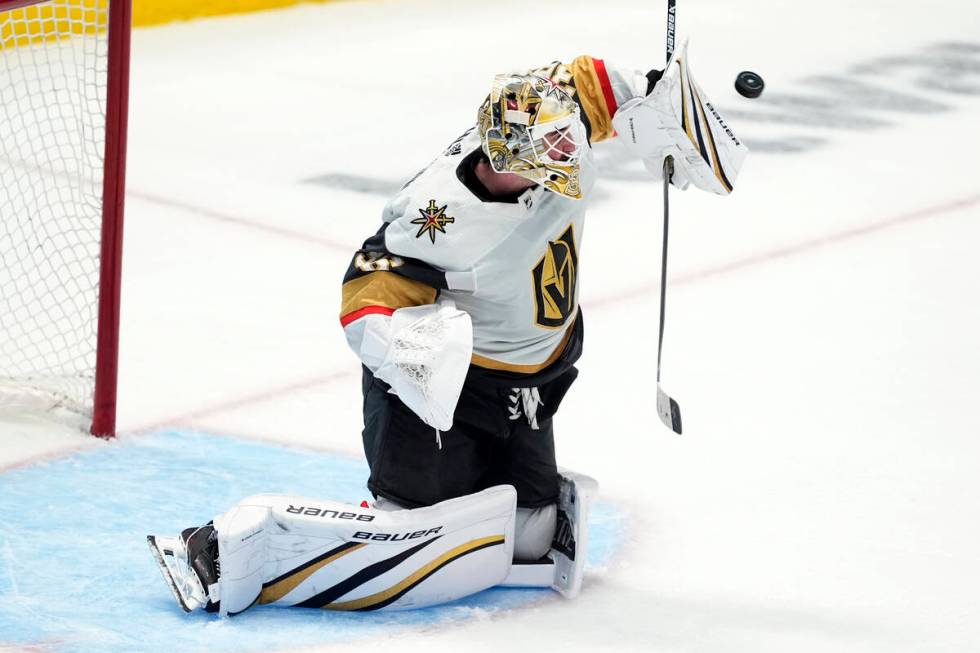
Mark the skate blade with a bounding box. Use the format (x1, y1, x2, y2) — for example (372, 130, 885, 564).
(147, 534, 205, 613)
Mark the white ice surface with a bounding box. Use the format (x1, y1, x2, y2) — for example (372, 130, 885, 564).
(3, 0, 980, 650)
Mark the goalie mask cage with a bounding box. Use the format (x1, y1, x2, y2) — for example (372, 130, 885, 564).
(0, 0, 130, 436)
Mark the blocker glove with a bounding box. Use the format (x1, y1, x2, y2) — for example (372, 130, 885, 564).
(612, 39, 749, 195)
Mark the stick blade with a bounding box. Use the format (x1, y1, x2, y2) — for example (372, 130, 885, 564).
(656, 385, 683, 434)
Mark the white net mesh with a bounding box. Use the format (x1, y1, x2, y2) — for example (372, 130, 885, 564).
(0, 0, 109, 417)
(390, 315, 448, 400)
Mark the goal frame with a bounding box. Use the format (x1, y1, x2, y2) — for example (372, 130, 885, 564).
(0, 0, 132, 437)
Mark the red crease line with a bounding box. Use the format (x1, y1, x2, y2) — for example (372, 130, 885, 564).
(129, 189, 355, 254)
(588, 192, 980, 309)
(126, 370, 354, 436)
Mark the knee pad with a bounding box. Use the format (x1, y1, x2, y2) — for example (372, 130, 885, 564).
(514, 505, 557, 561)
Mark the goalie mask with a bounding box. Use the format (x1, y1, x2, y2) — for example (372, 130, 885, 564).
(477, 74, 587, 200)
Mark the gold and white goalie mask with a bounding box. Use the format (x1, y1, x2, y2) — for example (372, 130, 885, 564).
(478, 74, 588, 200)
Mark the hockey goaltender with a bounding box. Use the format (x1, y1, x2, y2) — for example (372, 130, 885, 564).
(148, 42, 746, 616)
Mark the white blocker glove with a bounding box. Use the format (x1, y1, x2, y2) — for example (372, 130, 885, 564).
(612, 39, 749, 195)
(373, 301, 473, 431)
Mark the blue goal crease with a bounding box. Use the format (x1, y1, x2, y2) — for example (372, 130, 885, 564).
(0, 429, 625, 653)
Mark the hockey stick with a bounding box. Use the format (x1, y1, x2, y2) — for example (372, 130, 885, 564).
(655, 0, 683, 435)
(656, 158, 682, 434)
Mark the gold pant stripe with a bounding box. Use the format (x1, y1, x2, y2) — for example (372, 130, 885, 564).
(340, 271, 438, 321)
(258, 542, 367, 604)
(570, 56, 616, 142)
(325, 535, 505, 611)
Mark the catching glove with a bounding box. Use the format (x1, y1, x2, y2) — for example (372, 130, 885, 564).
(374, 301, 472, 431)
(612, 39, 748, 195)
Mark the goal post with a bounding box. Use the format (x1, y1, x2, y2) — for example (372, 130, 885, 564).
(0, 0, 131, 437)
(93, 0, 130, 437)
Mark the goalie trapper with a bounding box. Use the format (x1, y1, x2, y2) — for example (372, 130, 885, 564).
(147, 524, 221, 613)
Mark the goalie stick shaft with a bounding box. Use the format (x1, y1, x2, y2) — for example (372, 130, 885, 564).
(656, 158, 672, 386)
(655, 0, 683, 434)
(656, 158, 682, 434)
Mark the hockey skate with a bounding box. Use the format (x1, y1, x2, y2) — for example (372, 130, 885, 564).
(501, 471, 598, 598)
(147, 524, 220, 613)
(550, 471, 598, 597)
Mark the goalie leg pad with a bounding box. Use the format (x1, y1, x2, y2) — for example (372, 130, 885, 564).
(206, 485, 517, 615)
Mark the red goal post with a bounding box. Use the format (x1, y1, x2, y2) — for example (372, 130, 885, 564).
(0, 0, 131, 437)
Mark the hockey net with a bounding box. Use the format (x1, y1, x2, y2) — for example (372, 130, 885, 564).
(0, 0, 130, 436)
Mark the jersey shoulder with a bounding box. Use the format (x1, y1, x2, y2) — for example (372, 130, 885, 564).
(382, 129, 531, 271)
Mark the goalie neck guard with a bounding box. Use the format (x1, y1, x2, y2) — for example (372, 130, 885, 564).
(477, 74, 587, 200)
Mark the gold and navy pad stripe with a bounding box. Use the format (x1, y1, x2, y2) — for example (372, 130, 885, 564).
(328, 535, 506, 611)
(294, 537, 439, 608)
(259, 541, 366, 604)
(676, 56, 733, 194)
(340, 223, 444, 325)
(286, 535, 505, 611)
(690, 83, 734, 193)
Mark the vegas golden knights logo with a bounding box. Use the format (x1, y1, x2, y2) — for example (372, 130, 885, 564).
(412, 199, 454, 244)
(532, 225, 578, 329)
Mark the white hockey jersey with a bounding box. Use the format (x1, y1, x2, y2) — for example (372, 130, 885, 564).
(341, 56, 650, 386)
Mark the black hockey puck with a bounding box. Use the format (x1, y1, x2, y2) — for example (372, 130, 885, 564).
(735, 71, 765, 98)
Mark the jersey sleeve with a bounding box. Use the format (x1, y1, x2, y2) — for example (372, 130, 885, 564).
(340, 223, 451, 372)
(526, 57, 650, 143)
(339, 223, 446, 328)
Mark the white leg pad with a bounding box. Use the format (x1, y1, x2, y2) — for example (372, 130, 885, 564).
(212, 485, 517, 615)
(212, 505, 272, 615)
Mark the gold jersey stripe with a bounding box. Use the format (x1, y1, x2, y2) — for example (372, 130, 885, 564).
(470, 316, 576, 373)
(325, 535, 506, 611)
(569, 56, 616, 142)
(259, 543, 367, 604)
(340, 271, 438, 320)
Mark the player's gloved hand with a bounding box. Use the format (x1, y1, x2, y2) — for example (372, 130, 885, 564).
(612, 39, 748, 195)
(374, 301, 472, 431)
